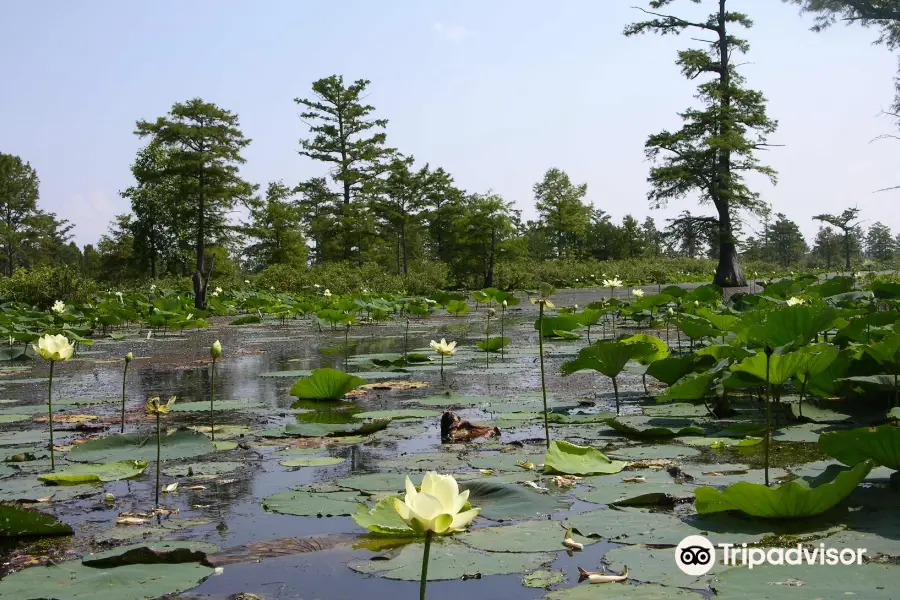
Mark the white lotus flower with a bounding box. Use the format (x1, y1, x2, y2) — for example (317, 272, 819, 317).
(314, 284, 321, 288)
(32, 334, 75, 361)
(430, 338, 457, 357)
(602, 278, 624, 289)
(215, 287, 223, 294)
(786, 296, 804, 306)
(667, 307, 675, 316)
(211, 291, 219, 297)
(391, 472, 479, 534)
(323, 289, 332, 298)
(150, 284, 157, 291)
(244, 280, 251, 285)
(632, 289, 645, 298)
(51, 300, 65, 314)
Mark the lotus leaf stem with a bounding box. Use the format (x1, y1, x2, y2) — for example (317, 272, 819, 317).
(155, 411, 161, 506)
(47, 361, 55, 470)
(538, 302, 550, 448)
(210, 357, 216, 441)
(120, 360, 129, 433)
(420, 529, 433, 600)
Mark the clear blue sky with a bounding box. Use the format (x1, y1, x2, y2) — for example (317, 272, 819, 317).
(1, 0, 897, 246)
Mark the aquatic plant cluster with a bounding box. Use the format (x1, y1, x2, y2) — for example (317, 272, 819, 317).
(0, 273, 898, 599)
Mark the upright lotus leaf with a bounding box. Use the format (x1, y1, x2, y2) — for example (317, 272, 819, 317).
(673, 314, 720, 341)
(38, 460, 148, 484)
(289, 368, 366, 401)
(0, 503, 72, 537)
(543, 440, 627, 475)
(561, 340, 656, 378)
(660, 285, 687, 298)
(475, 337, 511, 352)
(655, 372, 716, 402)
(534, 315, 580, 338)
(805, 348, 854, 398)
(808, 275, 855, 299)
(696, 307, 738, 333)
(446, 299, 469, 316)
(745, 305, 839, 348)
(818, 425, 900, 470)
(695, 344, 750, 363)
(694, 460, 874, 517)
(619, 334, 669, 365)
(863, 332, 900, 373)
(645, 355, 706, 386)
(684, 283, 722, 303)
(731, 349, 803, 387)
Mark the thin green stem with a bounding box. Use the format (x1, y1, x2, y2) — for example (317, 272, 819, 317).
(440, 355, 444, 378)
(613, 376, 620, 415)
(404, 319, 409, 360)
(120, 361, 129, 434)
(48, 361, 55, 471)
(155, 411, 161, 507)
(485, 313, 490, 369)
(345, 324, 350, 371)
(764, 352, 772, 487)
(500, 306, 505, 361)
(210, 358, 216, 441)
(420, 530, 433, 600)
(538, 303, 550, 449)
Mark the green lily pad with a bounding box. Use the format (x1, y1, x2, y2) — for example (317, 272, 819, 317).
(460, 480, 573, 521)
(261, 488, 364, 517)
(642, 403, 711, 418)
(279, 456, 345, 468)
(683, 437, 763, 449)
(0, 503, 72, 537)
(695, 460, 874, 517)
(258, 370, 313, 378)
(352, 409, 440, 420)
(171, 400, 265, 412)
(373, 452, 469, 472)
(0, 477, 101, 502)
(544, 440, 627, 476)
(460, 520, 593, 553)
(0, 559, 214, 600)
(608, 444, 701, 460)
(606, 417, 704, 439)
(0, 429, 58, 446)
(0, 414, 29, 423)
(213, 441, 238, 451)
(689, 465, 790, 487)
(55, 397, 118, 406)
(411, 393, 501, 407)
(468, 453, 546, 472)
(577, 470, 695, 506)
(336, 472, 409, 493)
(522, 569, 566, 589)
(546, 582, 701, 599)
(603, 544, 722, 588)
(67, 429, 216, 463)
(162, 461, 243, 477)
(38, 460, 148, 484)
(263, 419, 390, 438)
(349, 539, 553, 581)
(711, 562, 898, 599)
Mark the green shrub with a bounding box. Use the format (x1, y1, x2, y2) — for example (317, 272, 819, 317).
(0, 265, 98, 308)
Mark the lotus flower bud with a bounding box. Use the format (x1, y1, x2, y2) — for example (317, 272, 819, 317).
(211, 340, 222, 359)
(125, 352, 133, 363)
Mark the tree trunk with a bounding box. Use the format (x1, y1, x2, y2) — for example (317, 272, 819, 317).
(844, 232, 852, 271)
(194, 173, 207, 309)
(713, 206, 746, 287)
(401, 221, 408, 276)
(485, 227, 496, 288)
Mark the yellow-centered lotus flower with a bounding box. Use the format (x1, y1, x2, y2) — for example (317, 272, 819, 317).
(631, 289, 645, 298)
(602, 278, 624, 288)
(32, 334, 75, 361)
(146, 396, 176, 415)
(430, 338, 457, 357)
(530, 297, 555, 309)
(51, 300, 66, 314)
(392, 472, 479, 535)
(786, 296, 804, 306)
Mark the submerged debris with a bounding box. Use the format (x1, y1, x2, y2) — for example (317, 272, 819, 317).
(440, 411, 501, 443)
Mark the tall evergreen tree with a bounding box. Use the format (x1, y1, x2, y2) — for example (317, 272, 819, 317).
(532, 168, 591, 258)
(240, 181, 307, 271)
(295, 76, 394, 259)
(813, 225, 842, 268)
(625, 0, 779, 287)
(135, 98, 254, 308)
(0, 153, 40, 276)
(421, 167, 465, 263)
(664, 211, 717, 259)
(455, 193, 520, 288)
(866, 221, 895, 260)
(814, 207, 861, 270)
(296, 177, 341, 264)
(767, 213, 808, 266)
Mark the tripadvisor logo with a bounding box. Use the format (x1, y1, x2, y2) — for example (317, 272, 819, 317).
(675, 535, 867, 575)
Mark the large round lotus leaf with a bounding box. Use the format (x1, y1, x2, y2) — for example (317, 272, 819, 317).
(335, 472, 409, 493)
(546, 582, 702, 599)
(54, 397, 118, 406)
(683, 437, 762, 448)
(459, 520, 594, 553)
(460, 480, 573, 521)
(374, 452, 468, 472)
(642, 403, 711, 418)
(352, 409, 440, 420)
(349, 539, 553, 581)
(522, 569, 566, 589)
(81, 540, 219, 567)
(603, 544, 722, 588)
(0, 405, 51, 415)
(0, 430, 57, 446)
(544, 440, 627, 476)
(171, 400, 265, 412)
(213, 441, 238, 451)
(468, 453, 545, 472)
(162, 461, 243, 477)
(0, 414, 29, 423)
(688, 465, 790, 486)
(272, 447, 328, 457)
(261, 489, 364, 517)
(411, 393, 501, 407)
(257, 370, 313, 378)
(0, 477, 100, 502)
(0, 503, 72, 537)
(38, 460, 148, 484)
(577, 470, 696, 506)
(4, 377, 71, 385)
(188, 425, 253, 439)
(67, 429, 216, 463)
(711, 562, 898, 599)
(608, 444, 701, 460)
(280, 456, 344, 467)
(771, 423, 827, 443)
(828, 509, 900, 557)
(0, 558, 214, 599)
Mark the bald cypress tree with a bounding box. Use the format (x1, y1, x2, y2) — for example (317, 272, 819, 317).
(625, 0, 778, 287)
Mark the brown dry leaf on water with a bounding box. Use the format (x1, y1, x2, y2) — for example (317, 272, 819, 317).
(551, 475, 581, 488)
(357, 381, 430, 391)
(627, 458, 676, 471)
(622, 476, 647, 483)
(117, 507, 177, 525)
(33, 414, 98, 424)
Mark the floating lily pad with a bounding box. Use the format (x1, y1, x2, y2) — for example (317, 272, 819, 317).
(261, 488, 364, 517)
(460, 480, 573, 521)
(55, 397, 118, 406)
(522, 569, 566, 589)
(577, 470, 695, 506)
(349, 539, 553, 581)
(262, 420, 390, 438)
(608, 444, 701, 460)
(711, 562, 898, 599)
(606, 417, 704, 439)
(0, 503, 72, 537)
(0, 477, 101, 502)
(603, 544, 720, 588)
(0, 558, 214, 600)
(0, 414, 28, 423)
(460, 520, 593, 553)
(213, 441, 238, 451)
(81, 540, 219, 567)
(642, 403, 711, 418)
(546, 582, 702, 599)
(187, 425, 253, 439)
(336, 472, 408, 493)
(67, 429, 216, 463)
(162, 461, 243, 478)
(373, 452, 468, 472)
(410, 393, 501, 407)
(171, 400, 265, 412)
(279, 456, 344, 468)
(544, 441, 627, 476)
(257, 370, 313, 378)
(352, 409, 440, 420)
(38, 460, 148, 484)
(468, 453, 546, 472)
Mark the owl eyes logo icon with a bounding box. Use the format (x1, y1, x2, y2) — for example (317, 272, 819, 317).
(675, 535, 716, 576)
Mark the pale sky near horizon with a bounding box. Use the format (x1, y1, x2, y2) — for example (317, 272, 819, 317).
(2, 0, 899, 248)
